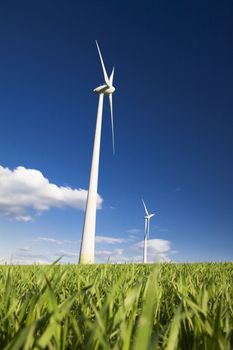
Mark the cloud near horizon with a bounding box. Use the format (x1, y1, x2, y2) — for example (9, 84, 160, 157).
(34, 237, 78, 245)
(135, 239, 172, 262)
(96, 235, 127, 244)
(0, 165, 103, 221)
(126, 228, 142, 234)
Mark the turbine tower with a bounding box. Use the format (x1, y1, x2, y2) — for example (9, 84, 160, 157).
(142, 199, 155, 264)
(79, 41, 115, 264)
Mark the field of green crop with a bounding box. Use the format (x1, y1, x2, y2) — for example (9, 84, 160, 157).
(0, 262, 232, 349)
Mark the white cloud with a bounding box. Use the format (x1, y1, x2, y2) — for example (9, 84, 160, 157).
(18, 246, 31, 252)
(56, 250, 79, 257)
(126, 228, 142, 234)
(96, 235, 127, 244)
(95, 248, 124, 256)
(135, 239, 172, 262)
(34, 237, 63, 245)
(128, 235, 138, 241)
(12, 250, 51, 265)
(34, 236, 78, 245)
(95, 250, 113, 256)
(54, 248, 125, 261)
(12, 258, 50, 265)
(95, 248, 129, 263)
(0, 165, 103, 221)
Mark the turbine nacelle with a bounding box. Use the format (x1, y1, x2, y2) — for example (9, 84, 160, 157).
(94, 84, 115, 95)
(144, 213, 155, 220)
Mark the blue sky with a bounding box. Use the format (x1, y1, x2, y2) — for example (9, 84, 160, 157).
(0, 0, 232, 263)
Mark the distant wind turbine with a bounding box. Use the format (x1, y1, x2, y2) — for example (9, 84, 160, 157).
(142, 199, 155, 263)
(79, 41, 115, 264)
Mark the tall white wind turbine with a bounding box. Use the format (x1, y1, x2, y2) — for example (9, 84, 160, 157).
(142, 199, 155, 263)
(79, 41, 115, 264)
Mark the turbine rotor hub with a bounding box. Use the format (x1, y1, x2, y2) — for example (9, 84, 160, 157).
(106, 86, 115, 94)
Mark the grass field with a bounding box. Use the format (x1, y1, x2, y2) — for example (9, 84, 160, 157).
(0, 262, 232, 349)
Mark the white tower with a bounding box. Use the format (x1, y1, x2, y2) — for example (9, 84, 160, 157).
(142, 199, 155, 263)
(79, 42, 115, 264)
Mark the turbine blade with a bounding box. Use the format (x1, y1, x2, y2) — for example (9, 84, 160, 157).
(95, 40, 110, 86)
(109, 67, 114, 85)
(142, 198, 149, 216)
(109, 94, 115, 154)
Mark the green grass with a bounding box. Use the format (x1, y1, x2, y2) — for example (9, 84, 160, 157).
(0, 262, 232, 349)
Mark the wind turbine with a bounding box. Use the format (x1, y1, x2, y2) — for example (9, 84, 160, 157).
(142, 199, 155, 263)
(79, 41, 115, 264)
